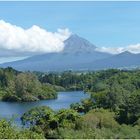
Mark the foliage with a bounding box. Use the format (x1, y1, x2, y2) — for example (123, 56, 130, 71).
(70, 98, 94, 113)
(117, 90, 140, 124)
(21, 106, 54, 125)
(0, 119, 44, 139)
(0, 67, 57, 102)
(56, 109, 80, 128)
(19, 105, 140, 139)
(0, 68, 140, 138)
(21, 106, 81, 138)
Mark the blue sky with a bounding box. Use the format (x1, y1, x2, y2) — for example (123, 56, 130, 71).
(0, 1, 140, 62)
(1, 1, 140, 47)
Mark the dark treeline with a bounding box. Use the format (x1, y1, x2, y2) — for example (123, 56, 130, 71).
(38, 69, 140, 92)
(0, 68, 140, 138)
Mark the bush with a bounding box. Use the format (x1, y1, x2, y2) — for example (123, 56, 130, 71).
(21, 106, 54, 126)
(0, 119, 44, 139)
(82, 109, 119, 129)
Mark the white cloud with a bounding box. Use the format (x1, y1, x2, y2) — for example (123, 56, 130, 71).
(95, 47, 124, 54)
(96, 44, 140, 54)
(0, 20, 71, 56)
(126, 43, 140, 54)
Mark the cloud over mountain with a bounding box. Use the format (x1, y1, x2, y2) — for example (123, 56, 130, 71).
(95, 47, 124, 54)
(96, 44, 140, 54)
(0, 20, 71, 56)
(1, 19, 140, 58)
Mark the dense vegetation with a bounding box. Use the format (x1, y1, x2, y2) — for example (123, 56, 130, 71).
(20, 106, 140, 139)
(0, 67, 57, 102)
(0, 68, 140, 138)
(0, 119, 44, 139)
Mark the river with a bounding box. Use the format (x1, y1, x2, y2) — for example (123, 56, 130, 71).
(0, 91, 89, 119)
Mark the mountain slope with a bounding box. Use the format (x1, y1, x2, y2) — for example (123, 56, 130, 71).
(82, 51, 140, 70)
(0, 34, 112, 71)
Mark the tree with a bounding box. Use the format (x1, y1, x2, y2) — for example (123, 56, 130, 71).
(117, 91, 140, 124)
(21, 106, 54, 126)
(0, 119, 44, 139)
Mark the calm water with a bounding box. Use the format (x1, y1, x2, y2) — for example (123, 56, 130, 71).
(0, 91, 89, 119)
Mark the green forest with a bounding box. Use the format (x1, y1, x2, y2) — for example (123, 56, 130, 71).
(0, 67, 58, 102)
(0, 68, 140, 139)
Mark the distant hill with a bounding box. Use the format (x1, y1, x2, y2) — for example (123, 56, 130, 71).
(0, 34, 112, 71)
(82, 51, 140, 70)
